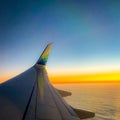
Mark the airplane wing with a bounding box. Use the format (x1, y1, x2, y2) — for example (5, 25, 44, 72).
(0, 43, 95, 120)
(56, 89, 72, 97)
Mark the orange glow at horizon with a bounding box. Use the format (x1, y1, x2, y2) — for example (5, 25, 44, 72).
(1, 71, 120, 84)
(0, 70, 21, 83)
(0, 75, 16, 83)
(49, 72, 120, 84)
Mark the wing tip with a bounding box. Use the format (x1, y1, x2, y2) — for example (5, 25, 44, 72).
(36, 43, 52, 65)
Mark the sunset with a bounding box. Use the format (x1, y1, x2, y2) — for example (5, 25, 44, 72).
(2, 66, 120, 84)
(1, 0, 120, 120)
(1, 0, 120, 84)
(49, 72, 120, 84)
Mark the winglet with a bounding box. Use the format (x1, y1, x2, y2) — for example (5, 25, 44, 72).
(36, 43, 52, 65)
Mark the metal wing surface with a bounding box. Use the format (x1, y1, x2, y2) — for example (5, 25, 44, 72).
(0, 43, 95, 120)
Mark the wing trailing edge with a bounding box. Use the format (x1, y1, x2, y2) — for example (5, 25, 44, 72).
(36, 43, 52, 65)
(72, 107, 95, 119)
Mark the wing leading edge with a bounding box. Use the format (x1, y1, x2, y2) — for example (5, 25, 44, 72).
(0, 43, 95, 120)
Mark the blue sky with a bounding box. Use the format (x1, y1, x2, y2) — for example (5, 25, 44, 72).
(1, 0, 120, 79)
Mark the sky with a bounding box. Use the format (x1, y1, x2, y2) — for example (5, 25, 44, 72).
(1, 0, 120, 83)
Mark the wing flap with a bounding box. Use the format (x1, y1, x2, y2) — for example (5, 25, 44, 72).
(72, 107, 95, 119)
(56, 89, 72, 97)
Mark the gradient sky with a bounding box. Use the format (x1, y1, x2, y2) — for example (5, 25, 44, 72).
(1, 0, 120, 83)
